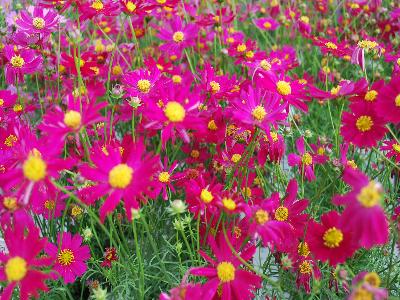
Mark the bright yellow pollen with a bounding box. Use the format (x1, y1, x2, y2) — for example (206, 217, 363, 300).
(302, 153, 313, 166)
(23, 153, 47, 182)
(236, 43, 247, 52)
(260, 59, 271, 71)
(357, 39, 378, 50)
(79, 59, 85, 67)
(299, 261, 312, 274)
(255, 209, 269, 225)
(158, 171, 170, 183)
(325, 42, 338, 50)
(207, 120, 218, 131)
(357, 181, 381, 208)
(32, 17, 45, 29)
(108, 164, 133, 189)
(172, 75, 182, 84)
(4, 134, 17, 147)
(245, 51, 254, 59)
(58, 249, 75, 266)
(0, 98, 4, 106)
(3, 197, 17, 211)
(397, 58, 400, 67)
(200, 189, 213, 203)
(112, 65, 122, 75)
(209, 81, 220, 93)
(263, 21, 272, 29)
(276, 80, 291, 95)
(5, 257, 27, 282)
(251, 105, 267, 121)
(190, 149, 200, 158)
(330, 86, 341, 95)
(217, 262, 235, 283)
(392, 144, 400, 153)
(71, 205, 83, 217)
(347, 160, 358, 169)
(126, 1, 136, 12)
(13, 104, 23, 112)
(353, 287, 373, 300)
(137, 79, 151, 93)
(300, 16, 309, 23)
(275, 206, 289, 221)
(364, 272, 381, 287)
(44, 200, 56, 210)
(231, 153, 242, 163)
(317, 147, 325, 155)
(222, 198, 236, 211)
(298, 242, 310, 257)
(323, 227, 343, 248)
(10, 55, 24, 68)
(356, 115, 373, 132)
(395, 94, 400, 107)
(172, 31, 184, 43)
(364, 90, 378, 102)
(164, 101, 185, 122)
(64, 110, 82, 130)
(91, 0, 104, 10)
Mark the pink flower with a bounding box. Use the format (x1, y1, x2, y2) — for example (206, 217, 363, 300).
(333, 168, 389, 249)
(190, 231, 261, 300)
(0, 219, 53, 300)
(375, 75, 400, 124)
(380, 139, 400, 163)
(16, 7, 59, 36)
(45, 232, 90, 284)
(3, 45, 42, 84)
(253, 17, 280, 31)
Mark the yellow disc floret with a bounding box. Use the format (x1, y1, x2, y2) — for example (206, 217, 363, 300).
(137, 79, 151, 93)
(217, 262, 235, 283)
(58, 249, 75, 266)
(172, 31, 184, 43)
(108, 164, 133, 189)
(164, 101, 185, 122)
(357, 181, 381, 208)
(32, 17, 45, 30)
(64, 110, 82, 130)
(200, 189, 213, 203)
(323, 227, 343, 248)
(275, 206, 289, 221)
(251, 105, 267, 121)
(356, 116, 373, 132)
(23, 152, 47, 182)
(276, 80, 291, 95)
(5, 257, 27, 282)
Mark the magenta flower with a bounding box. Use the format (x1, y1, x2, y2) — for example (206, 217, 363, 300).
(333, 168, 389, 249)
(16, 7, 59, 36)
(253, 17, 280, 31)
(375, 75, 400, 124)
(380, 139, 400, 163)
(0, 219, 53, 300)
(190, 231, 261, 299)
(122, 64, 164, 99)
(4, 45, 42, 84)
(45, 232, 90, 284)
(155, 16, 198, 56)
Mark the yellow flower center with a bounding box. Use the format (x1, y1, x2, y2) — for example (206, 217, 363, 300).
(44, 200, 56, 210)
(357, 39, 378, 50)
(5, 257, 27, 282)
(317, 147, 325, 155)
(217, 262, 235, 283)
(356, 115, 373, 132)
(347, 160, 358, 169)
(364, 90, 378, 102)
(242, 186, 252, 198)
(126, 1, 136, 12)
(299, 261, 312, 274)
(190, 149, 200, 158)
(274, 206, 289, 221)
(325, 42, 338, 50)
(3, 197, 17, 211)
(10, 55, 25, 68)
(172, 75, 182, 84)
(231, 153, 242, 163)
(255, 209, 269, 225)
(23, 152, 47, 182)
(301, 153, 313, 166)
(298, 242, 310, 257)
(64, 110, 82, 130)
(397, 58, 400, 67)
(251, 105, 267, 121)
(158, 171, 170, 183)
(395, 94, 400, 107)
(330, 85, 341, 95)
(392, 144, 400, 153)
(357, 181, 381, 208)
(137, 79, 151, 93)
(353, 287, 373, 300)
(276, 80, 291, 95)
(0, 98, 4, 106)
(236, 43, 247, 52)
(172, 31, 184, 43)
(32, 17, 45, 29)
(58, 249, 75, 266)
(300, 16, 309, 23)
(209, 81, 220, 93)
(108, 164, 133, 189)
(263, 21, 272, 29)
(13, 104, 23, 112)
(364, 272, 381, 287)
(260, 59, 271, 71)
(91, 0, 104, 10)
(222, 198, 236, 211)
(200, 189, 213, 203)
(323, 227, 343, 248)
(112, 65, 122, 76)
(164, 101, 185, 122)
(4, 134, 17, 147)
(71, 205, 83, 217)
(245, 51, 254, 59)
(207, 120, 218, 131)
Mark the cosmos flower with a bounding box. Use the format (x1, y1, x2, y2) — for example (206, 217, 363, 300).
(375, 75, 400, 124)
(380, 139, 400, 163)
(3, 45, 42, 84)
(16, 7, 59, 36)
(101, 247, 118, 268)
(253, 17, 280, 31)
(333, 168, 389, 249)
(0, 219, 53, 300)
(45, 232, 90, 283)
(190, 231, 261, 299)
